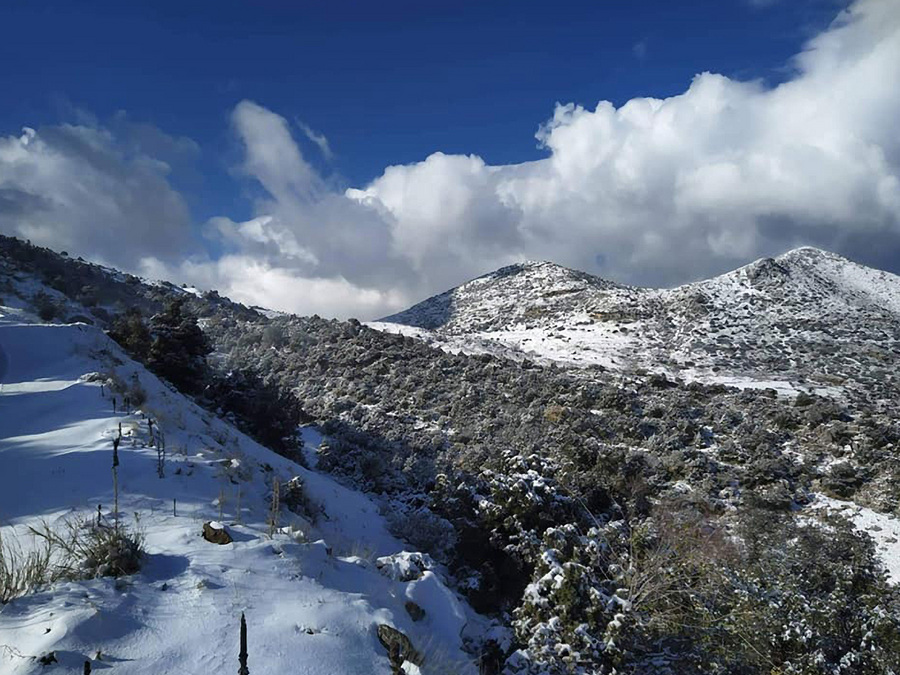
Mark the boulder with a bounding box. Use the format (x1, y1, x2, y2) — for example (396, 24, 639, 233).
(375, 551, 433, 581)
(377, 624, 423, 671)
(202, 521, 232, 545)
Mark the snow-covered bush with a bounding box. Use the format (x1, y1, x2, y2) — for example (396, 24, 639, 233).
(385, 505, 456, 560)
(281, 476, 322, 523)
(511, 524, 620, 674)
(704, 509, 900, 674)
(32, 517, 144, 579)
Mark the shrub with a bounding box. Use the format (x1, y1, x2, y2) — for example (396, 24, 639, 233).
(147, 298, 211, 394)
(281, 476, 322, 523)
(32, 517, 144, 579)
(0, 529, 52, 604)
(386, 506, 457, 559)
(32, 291, 59, 321)
(203, 368, 306, 457)
(108, 308, 152, 360)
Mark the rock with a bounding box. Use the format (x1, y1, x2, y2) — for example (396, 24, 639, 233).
(202, 521, 233, 545)
(38, 652, 57, 666)
(375, 551, 433, 581)
(404, 601, 425, 621)
(377, 624, 423, 671)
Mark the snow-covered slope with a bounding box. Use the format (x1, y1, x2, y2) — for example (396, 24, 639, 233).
(376, 248, 900, 402)
(0, 306, 485, 674)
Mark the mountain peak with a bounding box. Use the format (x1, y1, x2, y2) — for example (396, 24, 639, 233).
(381, 259, 623, 331)
(484, 259, 586, 280)
(776, 246, 849, 265)
(377, 247, 900, 400)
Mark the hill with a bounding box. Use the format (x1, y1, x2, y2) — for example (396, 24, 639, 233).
(0, 302, 483, 673)
(376, 248, 900, 405)
(2, 235, 899, 674)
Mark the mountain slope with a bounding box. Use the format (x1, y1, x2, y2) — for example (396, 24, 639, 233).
(0, 305, 484, 674)
(376, 248, 900, 404)
(3, 236, 900, 673)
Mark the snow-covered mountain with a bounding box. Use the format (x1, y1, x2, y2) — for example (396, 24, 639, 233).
(376, 248, 900, 403)
(3, 236, 900, 673)
(0, 303, 488, 673)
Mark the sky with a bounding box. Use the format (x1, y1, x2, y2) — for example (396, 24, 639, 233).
(1, 0, 899, 319)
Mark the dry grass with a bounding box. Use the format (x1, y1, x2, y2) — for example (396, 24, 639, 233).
(0, 529, 53, 604)
(29, 516, 144, 580)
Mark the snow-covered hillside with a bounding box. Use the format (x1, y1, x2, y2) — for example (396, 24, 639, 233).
(2, 236, 899, 673)
(376, 248, 900, 403)
(0, 304, 488, 674)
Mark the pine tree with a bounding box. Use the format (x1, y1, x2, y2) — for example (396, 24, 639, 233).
(146, 298, 211, 393)
(108, 308, 152, 360)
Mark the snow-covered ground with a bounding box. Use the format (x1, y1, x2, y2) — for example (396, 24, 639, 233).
(0, 307, 485, 674)
(811, 495, 900, 585)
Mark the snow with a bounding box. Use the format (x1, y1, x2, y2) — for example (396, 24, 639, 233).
(374, 247, 900, 401)
(811, 495, 900, 584)
(673, 371, 844, 399)
(365, 322, 433, 340)
(375, 552, 435, 582)
(0, 312, 483, 673)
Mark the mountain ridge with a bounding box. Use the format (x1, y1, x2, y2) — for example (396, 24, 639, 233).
(375, 246, 900, 404)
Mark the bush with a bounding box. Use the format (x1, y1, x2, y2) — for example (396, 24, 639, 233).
(32, 291, 59, 321)
(32, 517, 144, 579)
(281, 476, 322, 523)
(386, 506, 457, 559)
(0, 529, 52, 604)
(204, 368, 306, 457)
(510, 504, 900, 674)
(147, 298, 211, 394)
(108, 307, 152, 360)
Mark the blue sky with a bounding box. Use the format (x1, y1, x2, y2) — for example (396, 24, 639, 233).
(2, 0, 844, 219)
(1, 0, 898, 318)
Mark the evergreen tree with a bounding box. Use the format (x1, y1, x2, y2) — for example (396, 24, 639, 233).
(204, 368, 306, 456)
(108, 308, 152, 360)
(147, 298, 211, 393)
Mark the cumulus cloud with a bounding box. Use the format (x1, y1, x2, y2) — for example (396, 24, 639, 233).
(136, 101, 412, 317)
(0, 122, 195, 267)
(2, 0, 898, 319)
(350, 0, 900, 289)
(138, 254, 405, 319)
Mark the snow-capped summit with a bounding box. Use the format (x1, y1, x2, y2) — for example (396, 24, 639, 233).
(377, 247, 900, 402)
(381, 259, 628, 333)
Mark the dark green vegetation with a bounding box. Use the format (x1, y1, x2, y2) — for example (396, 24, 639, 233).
(3, 235, 899, 674)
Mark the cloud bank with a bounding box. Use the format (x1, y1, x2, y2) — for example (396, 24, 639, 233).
(0, 122, 195, 268)
(1, 0, 899, 318)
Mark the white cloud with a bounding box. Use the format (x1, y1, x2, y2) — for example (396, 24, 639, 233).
(2, 0, 899, 319)
(138, 254, 405, 319)
(0, 122, 194, 266)
(295, 119, 334, 161)
(350, 0, 900, 289)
